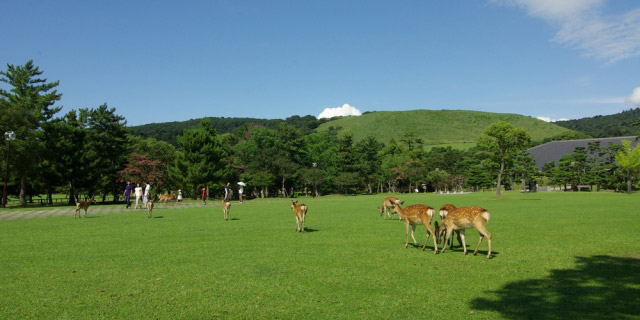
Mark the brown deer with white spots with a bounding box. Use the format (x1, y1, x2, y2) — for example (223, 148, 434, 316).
(291, 200, 308, 232)
(222, 200, 231, 221)
(438, 204, 462, 248)
(435, 206, 492, 259)
(378, 197, 403, 219)
(390, 203, 438, 253)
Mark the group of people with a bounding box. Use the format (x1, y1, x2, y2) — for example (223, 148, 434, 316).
(123, 181, 153, 209)
(124, 181, 243, 208)
(201, 182, 241, 205)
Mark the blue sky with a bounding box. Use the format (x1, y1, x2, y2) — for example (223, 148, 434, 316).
(2, 0, 639, 126)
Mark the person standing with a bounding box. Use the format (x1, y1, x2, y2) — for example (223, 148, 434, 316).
(123, 181, 133, 209)
(224, 182, 232, 202)
(144, 182, 151, 204)
(134, 183, 143, 209)
(201, 186, 207, 205)
(238, 184, 244, 203)
(176, 189, 183, 204)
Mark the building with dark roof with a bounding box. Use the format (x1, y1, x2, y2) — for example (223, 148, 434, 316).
(527, 136, 638, 170)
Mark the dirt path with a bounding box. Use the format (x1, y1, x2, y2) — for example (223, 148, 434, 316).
(0, 201, 213, 220)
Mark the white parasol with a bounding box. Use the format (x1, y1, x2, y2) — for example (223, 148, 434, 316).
(237, 182, 246, 187)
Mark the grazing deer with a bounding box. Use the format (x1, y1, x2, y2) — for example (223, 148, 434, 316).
(75, 197, 95, 218)
(291, 200, 308, 233)
(158, 192, 173, 203)
(378, 197, 403, 220)
(146, 200, 154, 218)
(390, 203, 438, 253)
(222, 200, 231, 221)
(439, 204, 462, 248)
(435, 206, 492, 259)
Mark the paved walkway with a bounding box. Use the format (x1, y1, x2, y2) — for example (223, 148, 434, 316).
(0, 201, 214, 221)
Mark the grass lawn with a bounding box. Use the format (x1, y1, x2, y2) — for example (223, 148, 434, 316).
(0, 192, 638, 319)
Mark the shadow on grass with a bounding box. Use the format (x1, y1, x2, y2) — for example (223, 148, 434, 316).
(153, 216, 164, 219)
(470, 255, 640, 319)
(302, 228, 319, 233)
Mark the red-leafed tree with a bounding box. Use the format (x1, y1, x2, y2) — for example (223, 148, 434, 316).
(119, 153, 164, 193)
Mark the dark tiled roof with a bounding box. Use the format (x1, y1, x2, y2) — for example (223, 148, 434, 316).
(527, 136, 639, 170)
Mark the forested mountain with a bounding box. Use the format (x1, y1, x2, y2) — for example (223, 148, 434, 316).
(554, 108, 640, 138)
(129, 115, 326, 145)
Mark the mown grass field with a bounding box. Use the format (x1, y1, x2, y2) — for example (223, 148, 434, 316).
(1, 192, 638, 319)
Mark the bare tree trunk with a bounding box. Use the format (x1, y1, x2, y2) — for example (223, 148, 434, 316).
(496, 157, 505, 198)
(19, 175, 26, 205)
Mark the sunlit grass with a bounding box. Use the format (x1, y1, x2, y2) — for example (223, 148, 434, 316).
(0, 191, 638, 318)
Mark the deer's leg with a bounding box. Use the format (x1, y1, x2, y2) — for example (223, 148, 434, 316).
(474, 225, 492, 258)
(404, 220, 410, 248)
(410, 224, 418, 245)
(423, 224, 438, 253)
(459, 230, 467, 255)
(441, 227, 454, 253)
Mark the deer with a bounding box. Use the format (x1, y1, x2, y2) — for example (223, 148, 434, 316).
(291, 200, 308, 233)
(435, 206, 492, 259)
(158, 192, 173, 203)
(438, 204, 462, 248)
(222, 199, 231, 221)
(377, 197, 403, 220)
(75, 197, 95, 218)
(390, 203, 439, 253)
(146, 200, 154, 218)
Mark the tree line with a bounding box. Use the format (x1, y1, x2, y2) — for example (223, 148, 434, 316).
(2, 61, 639, 206)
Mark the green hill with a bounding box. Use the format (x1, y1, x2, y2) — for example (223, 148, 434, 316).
(317, 110, 574, 148)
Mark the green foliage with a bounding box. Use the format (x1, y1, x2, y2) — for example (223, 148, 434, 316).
(477, 121, 532, 197)
(0, 60, 62, 204)
(0, 192, 638, 318)
(615, 140, 640, 194)
(128, 115, 328, 146)
(556, 108, 640, 138)
(170, 119, 228, 198)
(535, 130, 592, 145)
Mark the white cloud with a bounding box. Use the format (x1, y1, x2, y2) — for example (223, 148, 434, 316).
(317, 104, 362, 119)
(626, 87, 640, 106)
(537, 116, 569, 122)
(492, 0, 640, 63)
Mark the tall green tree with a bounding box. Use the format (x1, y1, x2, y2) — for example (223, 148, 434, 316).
(0, 60, 62, 204)
(42, 110, 89, 204)
(86, 104, 129, 201)
(514, 151, 539, 191)
(353, 136, 383, 193)
(302, 132, 339, 196)
(170, 119, 227, 198)
(615, 140, 640, 194)
(477, 121, 531, 198)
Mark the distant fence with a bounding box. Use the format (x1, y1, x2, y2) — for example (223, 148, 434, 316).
(7, 198, 71, 205)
